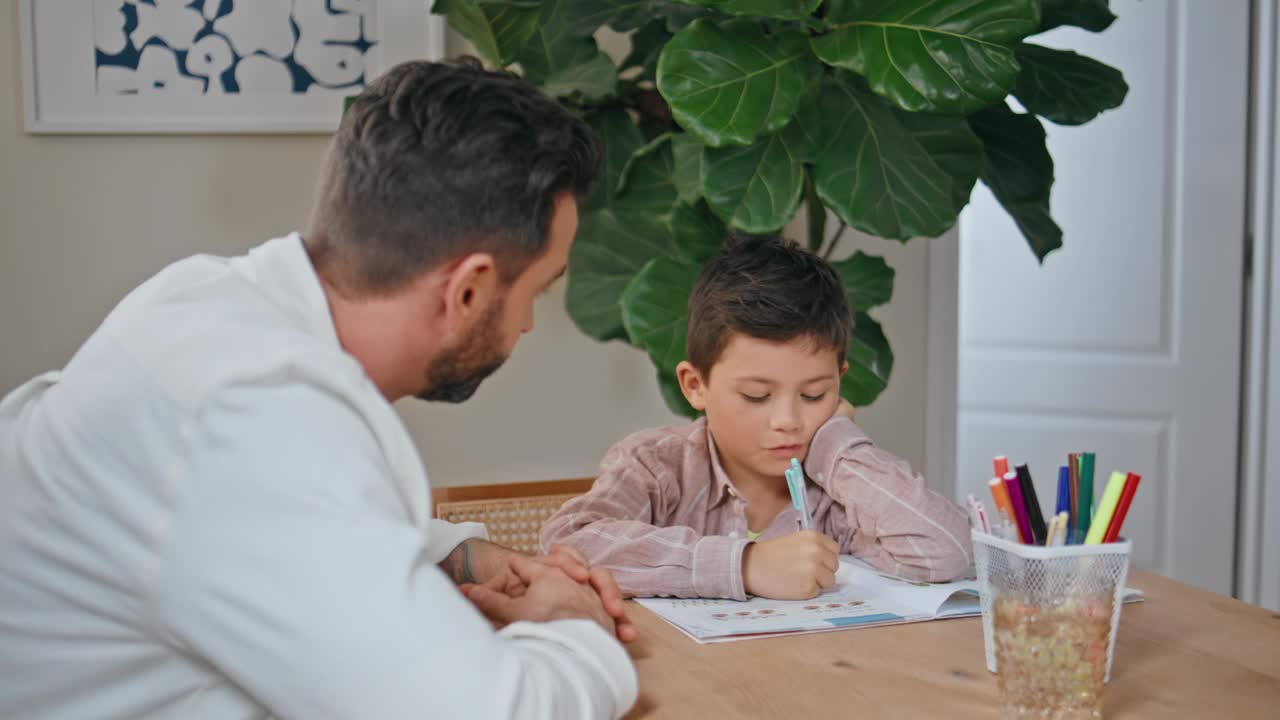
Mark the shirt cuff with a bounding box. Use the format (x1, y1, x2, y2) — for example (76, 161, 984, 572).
(691, 534, 750, 601)
(500, 619, 638, 718)
(422, 519, 489, 565)
(803, 416, 869, 488)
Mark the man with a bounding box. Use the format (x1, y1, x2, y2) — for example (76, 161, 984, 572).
(0, 59, 636, 718)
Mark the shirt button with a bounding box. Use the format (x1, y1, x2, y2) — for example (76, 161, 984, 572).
(729, 531, 739, 539)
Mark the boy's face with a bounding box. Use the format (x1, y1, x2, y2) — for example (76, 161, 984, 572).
(677, 334, 845, 482)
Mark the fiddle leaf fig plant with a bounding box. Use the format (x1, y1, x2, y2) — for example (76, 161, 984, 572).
(431, 0, 1128, 417)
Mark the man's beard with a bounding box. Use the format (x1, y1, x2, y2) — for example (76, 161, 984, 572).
(415, 300, 509, 403)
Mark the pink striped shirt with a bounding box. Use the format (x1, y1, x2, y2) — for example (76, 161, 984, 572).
(541, 416, 972, 600)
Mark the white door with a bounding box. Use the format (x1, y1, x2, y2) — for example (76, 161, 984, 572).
(954, 0, 1249, 594)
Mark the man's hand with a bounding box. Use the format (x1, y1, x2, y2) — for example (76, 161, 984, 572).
(462, 555, 616, 638)
(742, 530, 840, 600)
(537, 545, 638, 643)
(444, 539, 637, 643)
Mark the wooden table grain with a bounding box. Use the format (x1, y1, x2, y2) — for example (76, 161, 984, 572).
(623, 569, 1280, 718)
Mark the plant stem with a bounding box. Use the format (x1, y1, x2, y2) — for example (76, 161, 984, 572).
(824, 221, 848, 260)
(805, 171, 825, 254)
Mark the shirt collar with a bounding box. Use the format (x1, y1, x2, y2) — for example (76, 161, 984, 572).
(704, 419, 746, 507)
(230, 233, 341, 350)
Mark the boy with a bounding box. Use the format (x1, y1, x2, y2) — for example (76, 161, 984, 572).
(541, 236, 971, 601)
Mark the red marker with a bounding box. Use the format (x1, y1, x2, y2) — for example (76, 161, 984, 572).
(1102, 472, 1142, 543)
(993, 456, 1010, 479)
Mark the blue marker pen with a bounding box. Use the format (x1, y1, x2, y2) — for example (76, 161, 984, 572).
(1056, 465, 1071, 523)
(785, 458, 812, 530)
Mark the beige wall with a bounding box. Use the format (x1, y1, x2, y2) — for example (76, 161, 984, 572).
(0, 4, 931, 486)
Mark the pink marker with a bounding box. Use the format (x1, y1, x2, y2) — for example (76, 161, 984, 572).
(1003, 471, 1034, 544)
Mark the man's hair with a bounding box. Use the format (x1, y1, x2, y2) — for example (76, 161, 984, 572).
(306, 57, 600, 295)
(686, 235, 852, 376)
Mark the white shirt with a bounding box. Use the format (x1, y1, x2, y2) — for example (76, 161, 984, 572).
(0, 235, 637, 719)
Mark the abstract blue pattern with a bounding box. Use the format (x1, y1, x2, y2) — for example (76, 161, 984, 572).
(93, 0, 378, 95)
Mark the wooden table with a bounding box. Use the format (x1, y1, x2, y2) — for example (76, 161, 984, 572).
(623, 570, 1280, 718)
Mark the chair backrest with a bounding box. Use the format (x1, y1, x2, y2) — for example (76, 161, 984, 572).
(433, 478, 595, 555)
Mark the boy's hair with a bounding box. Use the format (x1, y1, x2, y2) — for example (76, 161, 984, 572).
(686, 235, 852, 377)
(306, 57, 599, 296)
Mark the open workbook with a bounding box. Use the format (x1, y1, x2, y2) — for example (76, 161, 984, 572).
(635, 556, 1144, 644)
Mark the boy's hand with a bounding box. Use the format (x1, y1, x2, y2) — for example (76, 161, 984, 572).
(742, 530, 840, 600)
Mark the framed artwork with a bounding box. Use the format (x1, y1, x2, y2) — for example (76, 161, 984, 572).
(18, 1, 445, 133)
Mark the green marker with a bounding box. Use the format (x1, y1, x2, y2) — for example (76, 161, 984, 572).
(1076, 452, 1096, 542)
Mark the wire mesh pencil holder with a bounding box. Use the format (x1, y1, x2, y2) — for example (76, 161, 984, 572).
(972, 530, 1132, 683)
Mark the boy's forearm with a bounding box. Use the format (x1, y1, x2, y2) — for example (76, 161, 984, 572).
(849, 501, 972, 581)
(845, 490, 972, 581)
(805, 416, 973, 579)
(543, 518, 750, 600)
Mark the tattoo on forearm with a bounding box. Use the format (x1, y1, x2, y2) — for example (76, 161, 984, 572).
(459, 539, 477, 585)
(444, 539, 480, 585)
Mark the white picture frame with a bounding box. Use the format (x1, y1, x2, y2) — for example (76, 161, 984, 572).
(19, 0, 445, 134)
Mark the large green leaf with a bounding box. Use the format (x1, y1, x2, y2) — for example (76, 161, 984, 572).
(840, 312, 893, 406)
(779, 90, 827, 164)
(813, 75, 958, 240)
(672, 0, 821, 20)
(1038, 0, 1115, 32)
(812, 0, 1039, 114)
(969, 103, 1062, 261)
(516, 0, 606, 85)
(893, 109, 984, 212)
(566, 209, 676, 341)
(702, 133, 805, 233)
(544, 53, 618, 100)
(669, 201, 726, 264)
(657, 19, 819, 147)
(832, 251, 893, 312)
(620, 257, 701, 373)
(566, 122, 692, 343)
(565, 0, 655, 35)
(670, 133, 704, 204)
(432, 0, 538, 67)
(1013, 43, 1127, 126)
(584, 108, 646, 212)
(616, 134, 682, 219)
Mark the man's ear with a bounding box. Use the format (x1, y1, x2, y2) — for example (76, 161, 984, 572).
(441, 252, 498, 332)
(840, 360, 848, 377)
(676, 361, 708, 411)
